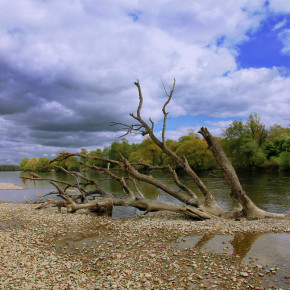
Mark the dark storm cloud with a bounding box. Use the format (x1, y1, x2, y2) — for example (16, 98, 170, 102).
(0, 62, 41, 115)
(29, 130, 118, 147)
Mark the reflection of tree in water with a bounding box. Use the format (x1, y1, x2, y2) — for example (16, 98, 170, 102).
(194, 232, 265, 262)
(194, 232, 216, 250)
(231, 232, 265, 261)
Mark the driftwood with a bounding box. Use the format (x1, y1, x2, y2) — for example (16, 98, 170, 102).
(23, 80, 289, 220)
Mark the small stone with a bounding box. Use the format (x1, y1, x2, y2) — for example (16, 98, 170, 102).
(240, 272, 249, 277)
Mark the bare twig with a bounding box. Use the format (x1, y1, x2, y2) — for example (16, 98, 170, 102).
(162, 79, 175, 143)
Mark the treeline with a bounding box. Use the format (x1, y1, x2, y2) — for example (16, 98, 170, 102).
(0, 165, 20, 171)
(19, 114, 290, 172)
(221, 114, 289, 171)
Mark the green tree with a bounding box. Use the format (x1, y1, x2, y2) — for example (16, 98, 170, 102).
(245, 113, 268, 146)
(80, 148, 88, 163)
(222, 120, 245, 140)
(175, 139, 216, 170)
(88, 148, 106, 167)
(268, 124, 290, 141)
(108, 139, 131, 162)
(102, 146, 110, 158)
(24, 157, 38, 171)
(19, 157, 29, 171)
(278, 151, 290, 171)
(161, 139, 179, 167)
(222, 114, 268, 169)
(37, 157, 52, 171)
(66, 156, 80, 171)
(264, 126, 290, 170)
(265, 133, 290, 158)
(129, 138, 162, 165)
(53, 151, 80, 171)
(0, 165, 20, 171)
(238, 138, 266, 169)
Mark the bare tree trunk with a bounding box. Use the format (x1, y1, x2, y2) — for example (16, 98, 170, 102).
(129, 81, 224, 214)
(68, 196, 212, 220)
(199, 127, 288, 219)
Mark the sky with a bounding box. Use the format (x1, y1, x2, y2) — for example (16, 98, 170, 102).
(0, 0, 290, 164)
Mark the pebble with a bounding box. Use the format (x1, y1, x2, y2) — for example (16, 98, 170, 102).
(0, 201, 289, 289)
(240, 272, 249, 277)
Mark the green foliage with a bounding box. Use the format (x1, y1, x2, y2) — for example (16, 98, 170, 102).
(19, 118, 289, 172)
(37, 157, 52, 171)
(268, 124, 290, 141)
(23, 157, 38, 171)
(80, 148, 89, 163)
(0, 165, 20, 171)
(278, 151, 290, 171)
(222, 120, 245, 140)
(87, 149, 106, 167)
(222, 114, 268, 169)
(238, 137, 266, 169)
(19, 157, 29, 171)
(53, 152, 80, 172)
(108, 139, 131, 163)
(222, 115, 289, 170)
(129, 138, 162, 165)
(175, 139, 216, 170)
(265, 134, 290, 158)
(244, 113, 267, 146)
(263, 125, 289, 170)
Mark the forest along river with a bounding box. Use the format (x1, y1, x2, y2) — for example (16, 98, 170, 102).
(0, 170, 289, 288)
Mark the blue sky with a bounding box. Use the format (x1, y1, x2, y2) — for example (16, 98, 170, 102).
(0, 0, 290, 164)
(237, 14, 290, 69)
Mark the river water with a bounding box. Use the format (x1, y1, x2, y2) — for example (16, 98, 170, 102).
(0, 170, 289, 213)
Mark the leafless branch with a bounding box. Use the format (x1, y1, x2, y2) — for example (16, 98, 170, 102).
(162, 79, 175, 143)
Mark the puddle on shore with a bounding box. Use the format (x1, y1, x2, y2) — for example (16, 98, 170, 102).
(55, 233, 114, 258)
(55, 230, 289, 288)
(0, 220, 24, 229)
(173, 232, 290, 289)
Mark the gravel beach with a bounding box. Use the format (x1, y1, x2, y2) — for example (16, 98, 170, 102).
(0, 201, 289, 289)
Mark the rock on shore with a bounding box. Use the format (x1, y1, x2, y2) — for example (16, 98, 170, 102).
(0, 201, 289, 289)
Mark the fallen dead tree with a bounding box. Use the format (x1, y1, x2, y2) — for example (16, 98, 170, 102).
(23, 80, 289, 220)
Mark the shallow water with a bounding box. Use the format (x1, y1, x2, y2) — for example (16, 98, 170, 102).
(173, 232, 290, 289)
(0, 170, 289, 215)
(0, 220, 24, 229)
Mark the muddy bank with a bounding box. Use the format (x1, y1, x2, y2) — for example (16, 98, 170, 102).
(0, 201, 289, 289)
(0, 182, 25, 190)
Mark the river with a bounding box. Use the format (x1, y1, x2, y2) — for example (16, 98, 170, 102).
(0, 170, 289, 213)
